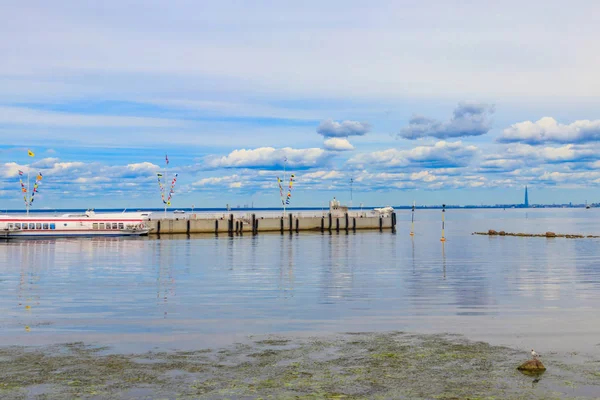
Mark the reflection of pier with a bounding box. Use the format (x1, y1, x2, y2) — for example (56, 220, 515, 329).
(319, 233, 363, 303)
(277, 235, 295, 299)
(153, 239, 179, 319)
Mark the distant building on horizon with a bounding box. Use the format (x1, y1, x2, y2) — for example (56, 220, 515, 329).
(524, 186, 529, 208)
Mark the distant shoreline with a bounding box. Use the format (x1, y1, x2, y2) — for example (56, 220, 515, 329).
(0, 204, 593, 213)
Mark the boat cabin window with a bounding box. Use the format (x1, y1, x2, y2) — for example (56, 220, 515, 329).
(8, 223, 13, 229)
(93, 223, 98, 230)
(106, 223, 111, 230)
(50, 223, 55, 230)
(112, 223, 118, 229)
(36, 223, 42, 230)
(118, 223, 124, 229)
(29, 223, 35, 229)
(22, 223, 28, 230)
(43, 223, 48, 229)
(15, 223, 20, 229)
(99, 223, 105, 229)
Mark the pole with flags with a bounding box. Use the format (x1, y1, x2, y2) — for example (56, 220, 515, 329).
(283, 156, 287, 216)
(26, 150, 35, 216)
(157, 154, 177, 218)
(164, 154, 168, 218)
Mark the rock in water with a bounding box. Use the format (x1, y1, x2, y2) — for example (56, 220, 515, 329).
(545, 231, 556, 238)
(488, 230, 498, 235)
(517, 359, 546, 375)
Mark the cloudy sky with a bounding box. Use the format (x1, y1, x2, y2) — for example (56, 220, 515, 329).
(2, 0, 600, 209)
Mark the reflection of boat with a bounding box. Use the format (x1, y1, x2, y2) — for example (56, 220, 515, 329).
(0, 210, 152, 238)
(173, 210, 186, 214)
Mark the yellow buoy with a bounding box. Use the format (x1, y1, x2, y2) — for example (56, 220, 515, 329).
(25, 305, 31, 310)
(25, 326, 31, 332)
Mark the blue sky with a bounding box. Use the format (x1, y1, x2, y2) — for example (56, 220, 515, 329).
(2, 0, 600, 209)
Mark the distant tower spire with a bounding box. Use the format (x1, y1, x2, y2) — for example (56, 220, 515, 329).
(524, 186, 529, 208)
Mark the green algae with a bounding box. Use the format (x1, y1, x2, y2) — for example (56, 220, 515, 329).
(0, 332, 599, 399)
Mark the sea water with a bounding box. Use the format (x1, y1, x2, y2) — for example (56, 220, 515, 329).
(1, 208, 599, 356)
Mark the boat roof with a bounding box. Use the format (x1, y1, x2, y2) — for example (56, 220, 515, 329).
(0, 211, 152, 219)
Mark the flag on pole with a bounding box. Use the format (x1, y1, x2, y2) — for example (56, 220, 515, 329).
(28, 150, 35, 157)
(165, 154, 169, 165)
(18, 170, 23, 176)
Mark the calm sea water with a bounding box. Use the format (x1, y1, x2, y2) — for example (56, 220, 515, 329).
(1, 208, 600, 355)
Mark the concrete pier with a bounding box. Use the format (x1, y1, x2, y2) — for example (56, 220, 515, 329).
(147, 211, 396, 235)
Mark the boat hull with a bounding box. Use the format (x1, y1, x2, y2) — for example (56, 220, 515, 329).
(1, 229, 150, 239)
(0, 211, 152, 239)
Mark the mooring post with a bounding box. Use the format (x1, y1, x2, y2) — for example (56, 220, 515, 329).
(345, 213, 349, 232)
(321, 217, 324, 232)
(229, 214, 234, 235)
(391, 212, 396, 233)
(328, 213, 332, 231)
(336, 218, 339, 232)
(379, 216, 383, 231)
(240, 221, 243, 235)
(410, 202, 415, 236)
(252, 214, 256, 235)
(289, 213, 293, 232)
(280, 217, 284, 234)
(157, 220, 161, 235)
(254, 219, 259, 234)
(186, 219, 191, 234)
(215, 219, 219, 235)
(353, 217, 356, 231)
(440, 204, 446, 242)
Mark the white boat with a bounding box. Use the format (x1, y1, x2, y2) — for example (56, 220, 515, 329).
(0, 210, 152, 239)
(374, 206, 394, 215)
(173, 210, 186, 214)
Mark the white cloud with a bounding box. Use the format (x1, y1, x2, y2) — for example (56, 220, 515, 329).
(499, 117, 600, 144)
(302, 170, 344, 180)
(399, 102, 494, 140)
(347, 141, 477, 169)
(323, 137, 354, 151)
(204, 147, 331, 169)
(317, 119, 370, 137)
(193, 174, 240, 186)
(126, 162, 161, 173)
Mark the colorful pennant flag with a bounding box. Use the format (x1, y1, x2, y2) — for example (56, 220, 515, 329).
(28, 150, 35, 157)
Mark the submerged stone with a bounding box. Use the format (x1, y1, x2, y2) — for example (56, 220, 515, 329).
(545, 232, 556, 238)
(488, 230, 498, 235)
(517, 359, 546, 375)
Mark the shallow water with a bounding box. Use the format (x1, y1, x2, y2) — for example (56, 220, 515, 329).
(1, 208, 600, 357)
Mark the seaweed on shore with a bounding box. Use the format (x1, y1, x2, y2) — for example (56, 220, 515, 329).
(0, 332, 598, 399)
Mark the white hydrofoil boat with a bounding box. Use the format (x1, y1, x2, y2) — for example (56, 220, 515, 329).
(0, 210, 152, 239)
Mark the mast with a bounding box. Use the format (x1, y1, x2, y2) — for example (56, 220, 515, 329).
(164, 154, 169, 218)
(283, 156, 287, 216)
(26, 167, 30, 216)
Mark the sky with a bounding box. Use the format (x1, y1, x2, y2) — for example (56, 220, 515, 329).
(2, 0, 600, 209)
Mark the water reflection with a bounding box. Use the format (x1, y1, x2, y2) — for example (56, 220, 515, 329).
(1, 210, 600, 353)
